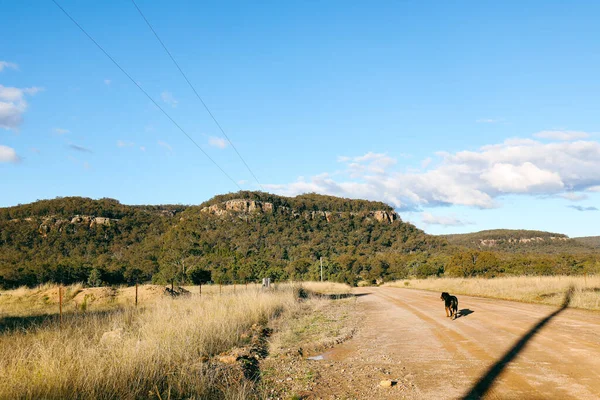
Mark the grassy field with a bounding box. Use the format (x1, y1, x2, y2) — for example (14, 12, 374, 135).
(0, 281, 351, 399)
(386, 275, 600, 310)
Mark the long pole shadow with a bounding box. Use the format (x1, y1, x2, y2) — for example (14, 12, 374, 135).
(462, 285, 574, 400)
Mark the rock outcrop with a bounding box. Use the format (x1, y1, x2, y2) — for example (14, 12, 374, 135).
(201, 198, 399, 224)
(479, 236, 569, 247)
(90, 217, 115, 227)
(201, 199, 274, 215)
(71, 215, 92, 224)
(32, 214, 121, 236)
(370, 210, 398, 223)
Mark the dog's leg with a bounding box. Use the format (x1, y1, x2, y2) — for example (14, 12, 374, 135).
(445, 306, 449, 317)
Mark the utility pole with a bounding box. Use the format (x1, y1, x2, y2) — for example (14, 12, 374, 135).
(320, 257, 323, 282)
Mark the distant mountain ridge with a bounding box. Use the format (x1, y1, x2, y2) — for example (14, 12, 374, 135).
(443, 229, 598, 254)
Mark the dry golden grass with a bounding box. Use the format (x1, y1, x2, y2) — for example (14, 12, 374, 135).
(299, 281, 352, 295)
(386, 275, 600, 310)
(0, 281, 352, 399)
(0, 284, 306, 399)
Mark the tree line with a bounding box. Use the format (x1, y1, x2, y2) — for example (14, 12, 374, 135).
(0, 194, 598, 289)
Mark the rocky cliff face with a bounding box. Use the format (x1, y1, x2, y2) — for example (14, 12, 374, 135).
(200, 198, 399, 224)
(201, 199, 274, 216)
(478, 236, 568, 247)
(35, 215, 121, 236)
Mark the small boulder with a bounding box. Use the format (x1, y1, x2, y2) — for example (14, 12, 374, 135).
(379, 380, 395, 388)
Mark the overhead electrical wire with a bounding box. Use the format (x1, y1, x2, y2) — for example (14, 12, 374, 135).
(51, 0, 242, 190)
(130, 0, 264, 191)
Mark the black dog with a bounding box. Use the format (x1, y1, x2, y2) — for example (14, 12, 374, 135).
(440, 292, 458, 320)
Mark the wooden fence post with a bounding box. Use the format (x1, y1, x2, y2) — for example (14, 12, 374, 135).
(220, 283, 222, 295)
(59, 285, 63, 327)
(199, 282, 202, 296)
(135, 283, 138, 307)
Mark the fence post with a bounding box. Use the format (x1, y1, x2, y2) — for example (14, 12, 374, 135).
(219, 283, 222, 295)
(199, 282, 202, 296)
(59, 285, 63, 327)
(135, 283, 138, 307)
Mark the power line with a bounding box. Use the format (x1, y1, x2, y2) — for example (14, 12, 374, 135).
(51, 0, 242, 190)
(130, 0, 264, 191)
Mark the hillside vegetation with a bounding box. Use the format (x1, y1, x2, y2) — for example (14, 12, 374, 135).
(1, 193, 599, 289)
(574, 236, 600, 249)
(442, 229, 594, 254)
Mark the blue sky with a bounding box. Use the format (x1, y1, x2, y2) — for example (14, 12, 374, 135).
(1, 0, 600, 237)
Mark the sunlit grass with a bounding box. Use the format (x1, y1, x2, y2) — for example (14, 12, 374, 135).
(0, 284, 300, 399)
(0, 281, 352, 399)
(386, 275, 600, 310)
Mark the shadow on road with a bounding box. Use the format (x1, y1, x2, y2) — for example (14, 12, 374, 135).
(456, 309, 474, 319)
(462, 285, 574, 400)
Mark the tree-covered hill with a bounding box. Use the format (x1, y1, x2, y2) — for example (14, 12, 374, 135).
(442, 229, 597, 254)
(1, 194, 599, 289)
(0, 193, 444, 288)
(573, 236, 600, 249)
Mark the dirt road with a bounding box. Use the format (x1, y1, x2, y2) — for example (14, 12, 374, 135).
(308, 287, 600, 399)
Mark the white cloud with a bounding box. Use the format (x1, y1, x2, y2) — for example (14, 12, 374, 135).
(158, 140, 172, 153)
(140, 146, 146, 152)
(0, 61, 18, 72)
(534, 130, 590, 141)
(53, 128, 70, 135)
(421, 212, 472, 226)
(117, 140, 134, 148)
(208, 136, 228, 149)
(480, 162, 564, 193)
(238, 180, 248, 185)
(265, 137, 600, 211)
(0, 145, 20, 163)
(161, 91, 178, 107)
(559, 192, 588, 202)
(104, 79, 111, 85)
(421, 157, 432, 169)
(587, 186, 600, 193)
(476, 118, 501, 123)
(0, 85, 43, 130)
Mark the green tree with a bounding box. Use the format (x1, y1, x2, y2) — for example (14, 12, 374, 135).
(87, 268, 102, 287)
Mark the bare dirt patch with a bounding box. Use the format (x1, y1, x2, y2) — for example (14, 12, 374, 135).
(287, 287, 600, 399)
